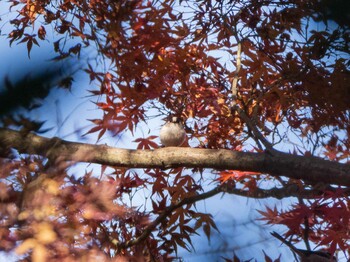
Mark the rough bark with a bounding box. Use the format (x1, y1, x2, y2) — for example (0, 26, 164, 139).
(0, 128, 349, 186)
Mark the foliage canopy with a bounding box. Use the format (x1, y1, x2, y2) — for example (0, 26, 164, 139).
(0, 0, 349, 261)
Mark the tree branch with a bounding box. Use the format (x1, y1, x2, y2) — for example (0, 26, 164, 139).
(117, 186, 222, 249)
(115, 182, 348, 249)
(222, 183, 350, 199)
(0, 128, 350, 186)
(235, 106, 277, 153)
(229, 39, 276, 153)
(231, 42, 241, 108)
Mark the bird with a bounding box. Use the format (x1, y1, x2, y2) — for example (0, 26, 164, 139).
(271, 231, 337, 262)
(159, 116, 186, 147)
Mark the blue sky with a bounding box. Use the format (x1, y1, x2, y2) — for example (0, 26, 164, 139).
(0, 33, 287, 261)
(0, 2, 346, 261)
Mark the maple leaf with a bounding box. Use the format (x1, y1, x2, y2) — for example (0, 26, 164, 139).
(218, 170, 261, 183)
(257, 206, 281, 225)
(2, 0, 350, 260)
(133, 136, 159, 149)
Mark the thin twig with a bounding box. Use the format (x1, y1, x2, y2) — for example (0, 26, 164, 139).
(271, 231, 300, 261)
(114, 182, 347, 250)
(231, 42, 241, 108)
(116, 187, 222, 249)
(229, 34, 277, 154)
(236, 107, 277, 154)
(298, 197, 311, 252)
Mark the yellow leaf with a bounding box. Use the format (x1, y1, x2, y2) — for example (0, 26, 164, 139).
(16, 238, 37, 255)
(186, 109, 193, 118)
(35, 222, 57, 244)
(34, 209, 44, 220)
(18, 210, 30, 220)
(32, 244, 48, 262)
(217, 98, 225, 104)
(26, 1, 37, 22)
(43, 179, 59, 195)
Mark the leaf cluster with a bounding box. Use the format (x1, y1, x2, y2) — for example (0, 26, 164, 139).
(1, 0, 350, 261)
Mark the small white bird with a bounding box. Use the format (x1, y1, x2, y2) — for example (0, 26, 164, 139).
(160, 116, 186, 147)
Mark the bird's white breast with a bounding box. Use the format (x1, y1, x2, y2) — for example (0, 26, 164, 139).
(160, 122, 186, 147)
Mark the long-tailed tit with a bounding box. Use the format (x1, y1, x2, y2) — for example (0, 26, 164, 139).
(160, 116, 186, 147)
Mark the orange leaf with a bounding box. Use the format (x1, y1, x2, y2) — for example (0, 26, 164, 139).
(218, 170, 261, 183)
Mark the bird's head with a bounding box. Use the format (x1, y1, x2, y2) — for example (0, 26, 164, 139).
(171, 116, 180, 123)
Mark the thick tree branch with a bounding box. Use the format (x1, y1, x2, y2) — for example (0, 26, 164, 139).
(0, 128, 350, 186)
